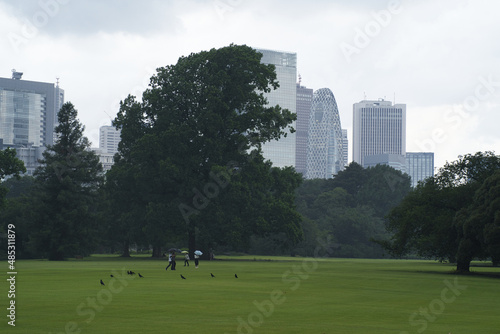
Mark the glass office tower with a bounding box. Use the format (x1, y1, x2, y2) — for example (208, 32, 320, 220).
(0, 71, 64, 174)
(255, 48, 297, 168)
(306, 88, 344, 179)
(295, 82, 313, 176)
(0, 72, 64, 148)
(406, 152, 434, 187)
(352, 99, 406, 168)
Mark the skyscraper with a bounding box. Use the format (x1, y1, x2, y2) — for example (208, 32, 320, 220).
(0, 71, 64, 174)
(99, 125, 121, 155)
(406, 152, 434, 187)
(352, 99, 406, 169)
(255, 48, 297, 168)
(295, 80, 313, 176)
(0, 71, 64, 148)
(342, 129, 348, 167)
(306, 88, 344, 179)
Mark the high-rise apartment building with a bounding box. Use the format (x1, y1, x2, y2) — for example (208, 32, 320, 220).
(352, 99, 406, 170)
(0, 71, 64, 175)
(406, 152, 434, 187)
(255, 48, 297, 168)
(295, 81, 313, 176)
(306, 88, 345, 179)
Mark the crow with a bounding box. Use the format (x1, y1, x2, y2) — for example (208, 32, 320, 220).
(127, 270, 131, 275)
(234, 274, 238, 278)
(110, 274, 114, 278)
(180, 274, 186, 279)
(130, 271, 135, 275)
(211, 273, 215, 278)
(100, 280, 105, 286)
(138, 273, 144, 278)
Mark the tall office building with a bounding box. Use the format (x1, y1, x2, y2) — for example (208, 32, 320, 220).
(99, 125, 121, 155)
(406, 152, 434, 187)
(255, 48, 297, 168)
(352, 99, 406, 170)
(342, 129, 348, 167)
(295, 80, 313, 176)
(0, 71, 64, 174)
(0, 71, 64, 148)
(306, 88, 345, 179)
(93, 125, 122, 172)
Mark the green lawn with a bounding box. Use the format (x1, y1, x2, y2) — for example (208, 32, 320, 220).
(4, 256, 499, 333)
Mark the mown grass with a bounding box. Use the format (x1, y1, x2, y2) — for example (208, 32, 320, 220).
(4, 256, 500, 334)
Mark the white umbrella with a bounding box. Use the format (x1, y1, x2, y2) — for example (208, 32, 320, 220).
(194, 250, 203, 256)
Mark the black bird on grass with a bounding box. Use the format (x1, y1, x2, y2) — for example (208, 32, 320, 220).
(234, 274, 238, 278)
(180, 274, 186, 279)
(110, 274, 114, 278)
(100, 280, 105, 286)
(211, 273, 215, 278)
(138, 273, 144, 278)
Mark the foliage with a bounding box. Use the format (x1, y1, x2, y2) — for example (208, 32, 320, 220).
(382, 151, 500, 271)
(295, 162, 411, 258)
(0, 147, 26, 208)
(107, 44, 300, 256)
(30, 102, 103, 260)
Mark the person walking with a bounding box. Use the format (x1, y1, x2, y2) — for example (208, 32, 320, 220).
(171, 251, 177, 270)
(194, 253, 200, 268)
(184, 253, 190, 266)
(165, 252, 173, 270)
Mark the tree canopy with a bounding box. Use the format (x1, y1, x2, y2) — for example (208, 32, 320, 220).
(295, 162, 411, 258)
(382, 151, 500, 272)
(0, 148, 26, 208)
(107, 44, 301, 257)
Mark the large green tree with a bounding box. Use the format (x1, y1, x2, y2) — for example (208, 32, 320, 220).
(110, 44, 300, 257)
(383, 151, 500, 272)
(32, 102, 103, 260)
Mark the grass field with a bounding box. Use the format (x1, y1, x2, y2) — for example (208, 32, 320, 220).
(3, 255, 500, 334)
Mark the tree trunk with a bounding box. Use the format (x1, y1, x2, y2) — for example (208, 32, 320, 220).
(456, 258, 470, 273)
(152, 246, 162, 258)
(121, 240, 130, 257)
(188, 224, 196, 260)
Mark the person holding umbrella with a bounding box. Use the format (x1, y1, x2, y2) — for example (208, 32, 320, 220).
(182, 251, 190, 266)
(194, 250, 202, 268)
(166, 248, 180, 271)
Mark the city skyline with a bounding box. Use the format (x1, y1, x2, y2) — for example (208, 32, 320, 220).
(1, 0, 499, 170)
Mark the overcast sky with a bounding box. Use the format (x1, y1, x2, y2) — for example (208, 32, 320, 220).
(1, 0, 499, 170)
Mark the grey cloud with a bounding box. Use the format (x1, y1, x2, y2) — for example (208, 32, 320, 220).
(1, 0, 181, 35)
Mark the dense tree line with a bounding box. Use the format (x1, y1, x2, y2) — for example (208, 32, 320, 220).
(289, 163, 411, 258)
